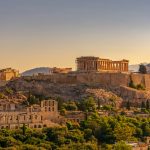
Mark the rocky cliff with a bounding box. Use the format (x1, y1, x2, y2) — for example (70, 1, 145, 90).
(3, 72, 150, 108)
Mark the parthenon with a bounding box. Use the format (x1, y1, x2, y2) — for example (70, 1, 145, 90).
(76, 56, 129, 72)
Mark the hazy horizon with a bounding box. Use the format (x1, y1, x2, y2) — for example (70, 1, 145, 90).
(1, 0, 150, 72)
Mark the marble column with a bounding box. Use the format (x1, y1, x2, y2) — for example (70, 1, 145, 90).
(107, 62, 109, 70)
(125, 63, 128, 71)
(119, 62, 121, 71)
(110, 62, 112, 70)
(117, 63, 119, 70)
(122, 63, 124, 71)
(104, 61, 106, 70)
(102, 61, 104, 69)
(103, 61, 105, 70)
(101, 61, 103, 70)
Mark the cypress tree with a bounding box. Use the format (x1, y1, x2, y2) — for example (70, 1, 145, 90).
(126, 100, 130, 110)
(146, 100, 150, 110)
(141, 101, 146, 109)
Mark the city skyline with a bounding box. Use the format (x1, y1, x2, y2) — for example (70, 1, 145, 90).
(1, 0, 150, 71)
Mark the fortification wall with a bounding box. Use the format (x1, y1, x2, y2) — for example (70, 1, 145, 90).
(22, 72, 150, 89)
(22, 73, 130, 86)
(23, 74, 77, 84)
(131, 73, 144, 85)
(143, 74, 150, 89)
(76, 73, 129, 86)
(131, 73, 150, 89)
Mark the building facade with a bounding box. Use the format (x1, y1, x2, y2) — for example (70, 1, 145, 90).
(0, 99, 61, 129)
(0, 68, 19, 81)
(76, 56, 129, 72)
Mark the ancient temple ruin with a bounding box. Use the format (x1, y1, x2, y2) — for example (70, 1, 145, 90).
(76, 56, 129, 72)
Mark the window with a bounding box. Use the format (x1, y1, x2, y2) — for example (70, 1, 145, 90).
(43, 124, 47, 128)
(35, 115, 38, 119)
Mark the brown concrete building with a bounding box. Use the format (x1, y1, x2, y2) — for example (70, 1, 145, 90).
(0, 68, 19, 81)
(0, 99, 61, 129)
(76, 56, 129, 72)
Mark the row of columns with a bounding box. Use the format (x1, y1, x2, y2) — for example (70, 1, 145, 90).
(77, 60, 128, 72)
(99, 61, 128, 71)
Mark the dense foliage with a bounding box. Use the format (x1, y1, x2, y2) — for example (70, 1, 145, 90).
(1, 114, 150, 150)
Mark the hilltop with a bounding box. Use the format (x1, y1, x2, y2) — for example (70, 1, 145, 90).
(21, 67, 52, 76)
(20, 64, 142, 76)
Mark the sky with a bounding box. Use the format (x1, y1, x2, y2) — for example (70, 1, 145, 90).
(0, 0, 150, 72)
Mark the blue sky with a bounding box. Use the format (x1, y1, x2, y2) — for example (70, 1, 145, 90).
(0, 0, 150, 71)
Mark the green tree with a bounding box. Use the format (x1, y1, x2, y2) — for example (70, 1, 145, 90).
(139, 64, 147, 74)
(141, 101, 146, 109)
(114, 124, 134, 142)
(113, 141, 132, 150)
(78, 97, 96, 112)
(5, 87, 13, 95)
(146, 100, 150, 110)
(126, 100, 131, 110)
(129, 79, 136, 89)
(0, 136, 18, 148)
(84, 129, 93, 141)
(136, 84, 145, 90)
(21, 124, 27, 136)
(63, 101, 77, 111)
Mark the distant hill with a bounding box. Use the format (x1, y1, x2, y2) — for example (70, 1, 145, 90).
(129, 64, 140, 72)
(129, 63, 150, 72)
(21, 64, 149, 76)
(21, 67, 52, 76)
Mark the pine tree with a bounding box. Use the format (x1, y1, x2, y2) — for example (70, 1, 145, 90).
(21, 124, 27, 135)
(146, 100, 150, 110)
(126, 100, 130, 110)
(97, 99, 101, 110)
(141, 101, 146, 109)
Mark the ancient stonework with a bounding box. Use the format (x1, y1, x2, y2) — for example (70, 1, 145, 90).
(76, 56, 129, 72)
(0, 99, 61, 129)
(0, 68, 19, 81)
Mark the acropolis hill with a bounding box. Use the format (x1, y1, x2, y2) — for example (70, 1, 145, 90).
(14, 56, 150, 89)
(1, 56, 149, 109)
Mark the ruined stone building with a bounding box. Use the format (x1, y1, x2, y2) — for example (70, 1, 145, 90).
(0, 99, 60, 129)
(0, 68, 19, 81)
(76, 56, 129, 72)
(52, 67, 72, 74)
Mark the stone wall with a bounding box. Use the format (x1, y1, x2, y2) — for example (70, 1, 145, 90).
(131, 73, 150, 89)
(75, 72, 129, 87)
(22, 72, 150, 89)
